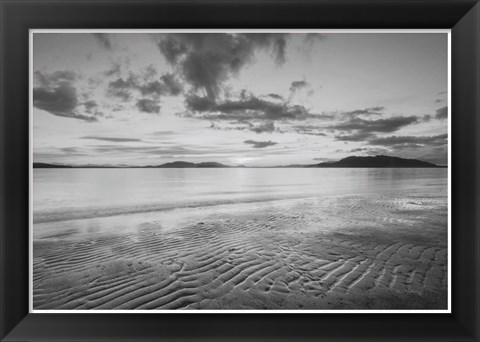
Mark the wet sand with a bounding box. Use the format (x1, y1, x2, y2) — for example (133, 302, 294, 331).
(33, 189, 447, 310)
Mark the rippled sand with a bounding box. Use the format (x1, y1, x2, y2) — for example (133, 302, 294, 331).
(33, 189, 447, 310)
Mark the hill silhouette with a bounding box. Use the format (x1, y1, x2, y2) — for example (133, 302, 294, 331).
(33, 155, 441, 168)
(309, 155, 440, 168)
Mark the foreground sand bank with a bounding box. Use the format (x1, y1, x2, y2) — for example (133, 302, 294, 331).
(33, 190, 447, 310)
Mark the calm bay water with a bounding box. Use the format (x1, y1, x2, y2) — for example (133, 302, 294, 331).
(33, 168, 447, 220)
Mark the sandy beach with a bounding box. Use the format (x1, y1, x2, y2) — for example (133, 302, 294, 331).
(33, 188, 447, 310)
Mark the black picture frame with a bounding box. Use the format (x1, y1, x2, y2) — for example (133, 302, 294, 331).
(1, 0, 479, 341)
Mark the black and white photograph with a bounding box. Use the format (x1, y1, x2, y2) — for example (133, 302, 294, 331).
(31, 30, 449, 312)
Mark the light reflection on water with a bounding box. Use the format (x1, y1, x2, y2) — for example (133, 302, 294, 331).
(33, 168, 447, 238)
(34, 168, 447, 212)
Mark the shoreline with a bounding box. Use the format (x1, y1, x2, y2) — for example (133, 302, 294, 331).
(33, 191, 448, 310)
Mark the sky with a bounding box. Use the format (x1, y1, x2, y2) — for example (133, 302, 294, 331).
(32, 31, 448, 166)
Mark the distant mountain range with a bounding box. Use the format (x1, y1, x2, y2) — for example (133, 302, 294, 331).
(33, 155, 444, 169)
(306, 155, 441, 168)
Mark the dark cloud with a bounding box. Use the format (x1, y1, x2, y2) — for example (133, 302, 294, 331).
(342, 106, 385, 117)
(435, 99, 443, 103)
(160, 73, 183, 96)
(33, 70, 102, 121)
(335, 132, 374, 142)
(108, 72, 182, 100)
(266, 93, 284, 100)
(349, 147, 369, 153)
(34, 81, 97, 122)
(368, 133, 448, 149)
(289, 79, 315, 98)
(289, 80, 309, 93)
(83, 100, 98, 114)
(138, 81, 165, 97)
(136, 98, 160, 113)
(155, 33, 289, 100)
(293, 125, 327, 136)
(184, 92, 322, 123)
(435, 106, 448, 120)
(209, 120, 280, 134)
(331, 116, 419, 137)
(107, 76, 136, 101)
(82, 136, 143, 142)
(422, 114, 432, 122)
(244, 140, 278, 148)
(185, 94, 216, 112)
(34, 83, 78, 116)
(93, 33, 112, 50)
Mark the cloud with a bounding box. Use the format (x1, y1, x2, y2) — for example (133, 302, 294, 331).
(422, 114, 432, 122)
(348, 147, 391, 155)
(289, 80, 309, 93)
(289, 79, 315, 98)
(107, 76, 136, 101)
(335, 132, 374, 142)
(209, 120, 280, 134)
(83, 100, 97, 110)
(293, 125, 327, 136)
(342, 106, 385, 117)
(60, 147, 79, 153)
(93, 33, 112, 50)
(151, 130, 177, 136)
(331, 116, 419, 137)
(107, 72, 182, 101)
(91, 144, 229, 156)
(34, 83, 78, 116)
(160, 73, 183, 96)
(136, 98, 161, 113)
(155, 33, 289, 100)
(104, 63, 121, 77)
(249, 122, 276, 133)
(368, 133, 447, 149)
(435, 106, 448, 120)
(244, 140, 278, 148)
(185, 94, 216, 112)
(184, 92, 322, 122)
(33, 70, 101, 122)
(266, 93, 284, 100)
(34, 70, 77, 87)
(82, 136, 143, 142)
(34, 83, 96, 122)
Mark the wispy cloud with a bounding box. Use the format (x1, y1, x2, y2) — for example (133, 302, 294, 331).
(244, 140, 278, 148)
(81, 136, 143, 142)
(368, 133, 448, 150)
(331, 116, 419, 139)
